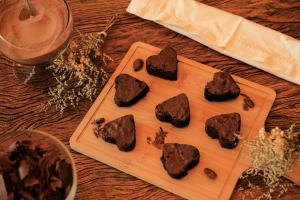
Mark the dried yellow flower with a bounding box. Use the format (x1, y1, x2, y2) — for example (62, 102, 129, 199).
(43, 16, 117, 115)
(240, 125, 300, 200)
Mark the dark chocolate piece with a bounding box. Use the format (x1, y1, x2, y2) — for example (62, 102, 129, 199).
(155, 93, 190, 128)
(114, 74, 149, 107)
(205, 113, 241, 149)
(146, 47, 178, 80)
(205, 72, 240, 101)
(133, 59, 144, 71)
(161, 143, 200, 179)
(204, 168, 218, 180)
(97, 114, 136, 152)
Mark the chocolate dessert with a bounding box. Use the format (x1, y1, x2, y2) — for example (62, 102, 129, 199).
(114, 74, 149, 107)
(205, 72, 240, 101)
(161, 143, 200, 179)
(95, 115, 136, 152)
(133, 59, 144, 71)
(0, 140, 73, 199)
(155, 93, 190, 128)
(146, 47, 178, 80)
(205, 113, 241, 149)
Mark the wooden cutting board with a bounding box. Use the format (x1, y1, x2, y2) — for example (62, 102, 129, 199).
(70, 42, 282, 200)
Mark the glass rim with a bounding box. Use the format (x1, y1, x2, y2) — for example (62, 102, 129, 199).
(0, 0, 73, 51)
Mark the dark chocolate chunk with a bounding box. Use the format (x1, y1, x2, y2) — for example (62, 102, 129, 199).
(98, 114, 136, 151)
(204, 168, 218, 180)
(161, 143, 200, 179)
(205, 113, 241, 149)
(155, 93, 190, 128)
(205, 72, 240, 101)
(114, 74, 149, 107)
(133, 59, 144, 71)
(146, 47, 178, 80)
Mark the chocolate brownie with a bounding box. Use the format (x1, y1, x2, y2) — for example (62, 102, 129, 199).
(161, 143, 200, 179)
(205, 72, 240, 101)
(97, 115, 136, 151)
(114, 74, 149, 107)
(155, 93, 190, 128)
(146, 47, 178, 80)
(205, 113, 241, 149)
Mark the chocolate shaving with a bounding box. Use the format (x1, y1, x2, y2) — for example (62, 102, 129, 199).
(241, 93, 255, 111)
(152, 127, 168, 150)
(0, 139, 73, 199)
(95, 117, 105, 125)
(204, 168, 218, 180)
(93, 117, 106, 138)
(146, 137, 152, 145)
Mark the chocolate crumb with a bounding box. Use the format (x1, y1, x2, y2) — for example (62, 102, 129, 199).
(204, 168, 217, 180)
(152, 127, 168, 150)
(146, 137, 152, 145)
(95, 117, 105, 125)
(133, 59, 144, 71)
(241, 93, 255, 111)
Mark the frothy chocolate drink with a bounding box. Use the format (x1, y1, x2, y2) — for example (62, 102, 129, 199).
(0, 0, 73, 65)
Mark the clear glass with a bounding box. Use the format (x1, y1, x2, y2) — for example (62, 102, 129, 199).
(0, 0, 73, 66)
(0, 129, 77, 200)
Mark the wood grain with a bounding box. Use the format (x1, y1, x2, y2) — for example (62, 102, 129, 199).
(1, 0, 300, 199)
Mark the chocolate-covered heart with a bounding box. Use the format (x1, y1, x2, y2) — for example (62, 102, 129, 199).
(97, 114, 136, 152)
(146, 47, 178, 80)
(155, 93, 190, 128)
(205, 113, 241, 149)
(204, 72, 240, 101)
(161, 143, 200, 179)
(114, 74, 149, 107)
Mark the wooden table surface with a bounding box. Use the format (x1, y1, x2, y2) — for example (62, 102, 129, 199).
(1, 0, 300, 199)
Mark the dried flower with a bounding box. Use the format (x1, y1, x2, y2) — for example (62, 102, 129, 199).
(240, 125, 300, 199)
(43, 16, 117, 115)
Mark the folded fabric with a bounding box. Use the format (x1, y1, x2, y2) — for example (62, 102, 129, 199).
(127, 0, 300, 85)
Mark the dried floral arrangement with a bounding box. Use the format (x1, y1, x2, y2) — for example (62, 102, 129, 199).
(240, 125, 300, 199)
(43, 16, 117, 115)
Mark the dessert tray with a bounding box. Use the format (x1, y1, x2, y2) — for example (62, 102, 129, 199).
(70, 42, 277, 200)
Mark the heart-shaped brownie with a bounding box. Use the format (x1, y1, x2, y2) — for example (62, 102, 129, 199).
(114, 74, 149, 107)
(205, 113, 241, 149)
(97, 114, 136, 151)
(155, 93, 190, 128)
(204, 71, 240, 101)
(161, 143, 200, 179)
(146, 47, 178, 80)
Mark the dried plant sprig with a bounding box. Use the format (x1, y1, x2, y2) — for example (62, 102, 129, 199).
(240, 125, 300, 199)
(44, 16, 117, 115)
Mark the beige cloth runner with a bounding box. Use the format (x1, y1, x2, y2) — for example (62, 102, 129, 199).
(127, 0, 300, 85)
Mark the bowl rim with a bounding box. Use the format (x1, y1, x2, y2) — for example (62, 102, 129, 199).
(0, 129, 77, 199)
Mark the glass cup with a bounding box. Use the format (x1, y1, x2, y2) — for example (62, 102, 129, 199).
(0, 0, 73, 82)
(0, 129, 77, 199)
